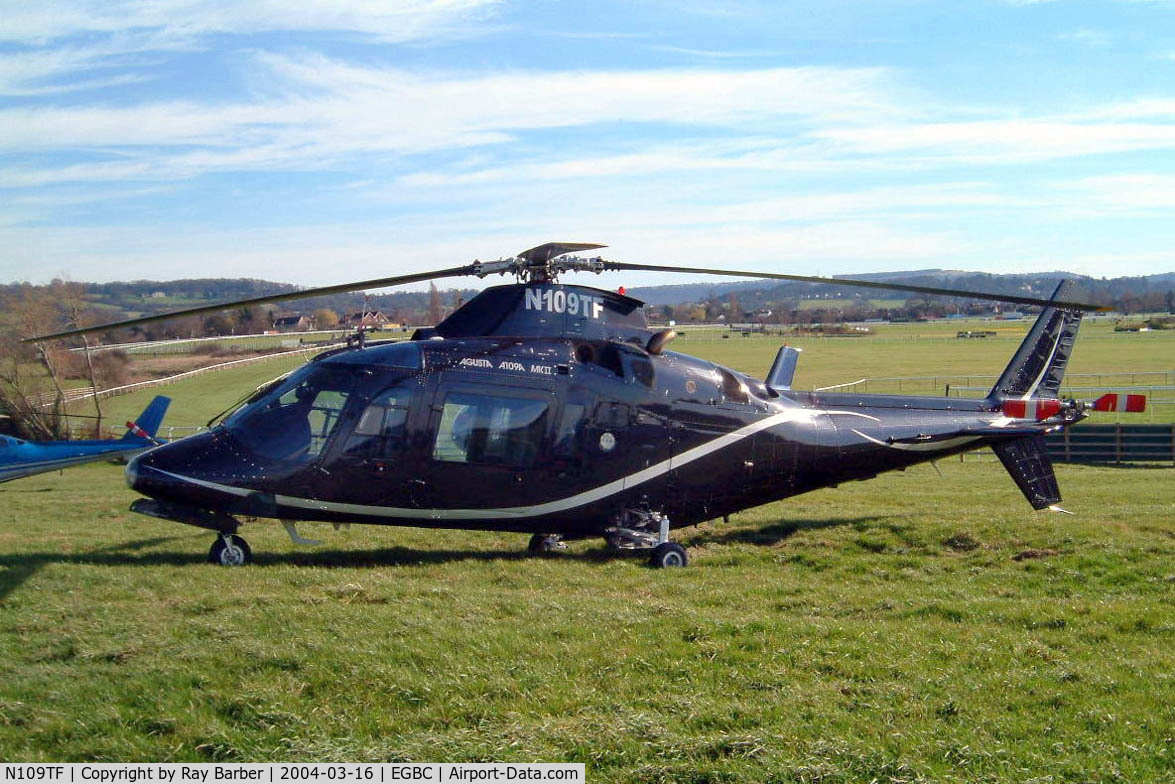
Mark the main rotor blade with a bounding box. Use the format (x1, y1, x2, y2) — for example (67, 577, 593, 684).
(606, 262, 1105, 312)
(25, 264, 479, 342)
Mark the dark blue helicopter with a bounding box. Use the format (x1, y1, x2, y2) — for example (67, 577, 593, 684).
(0, 395, 170, 483)
(32, 244, 1143, 567)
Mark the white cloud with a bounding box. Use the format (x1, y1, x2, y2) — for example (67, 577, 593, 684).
(0, 58, 907, 185)
(818, 119, 1175, 163)
(0, 0, 503, 44)
(7, 49, 1175, 193)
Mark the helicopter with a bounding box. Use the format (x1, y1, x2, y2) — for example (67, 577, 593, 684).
(31, 243, 1146, 567)
(0, 396, 170, 484)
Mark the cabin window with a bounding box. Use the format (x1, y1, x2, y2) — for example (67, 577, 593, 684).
(554, 403, 586, 456)
(432, 392, 548, 468)
(623, 351, 655, 388)
(343, 385, 412, 459)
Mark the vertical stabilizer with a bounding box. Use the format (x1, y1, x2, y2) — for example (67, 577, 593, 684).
(992, 434, 1061, 509)
(122, 396, 171, 441)
(989, 280, 1083, 400)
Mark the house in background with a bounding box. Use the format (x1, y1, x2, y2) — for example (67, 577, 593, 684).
(273, 314, 314, 332)
(346, 310, 393, 330)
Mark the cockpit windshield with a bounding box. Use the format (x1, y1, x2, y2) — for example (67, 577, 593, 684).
(223, 366, 357, 463)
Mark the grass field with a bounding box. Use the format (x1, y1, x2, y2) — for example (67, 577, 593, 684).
(7, 315, 1175, 775)
(0, 461, 1171, 779)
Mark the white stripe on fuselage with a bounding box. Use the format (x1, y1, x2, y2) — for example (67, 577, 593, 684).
(146, 408, 823, 521)
(850, 429, 980, 453)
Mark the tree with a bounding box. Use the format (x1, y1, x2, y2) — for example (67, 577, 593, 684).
(728, 292, 742, 324)
(0, 285, 70, 439)
(230, 304, 274, 334)
(202, 311, 234, 336)
(56, 280, 105, 435)
(313, 308, 340, 329)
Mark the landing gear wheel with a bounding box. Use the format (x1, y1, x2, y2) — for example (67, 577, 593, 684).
(209, 534, 252, 566)
(649, 542, 688, 568)
(528, 533, 565, 553)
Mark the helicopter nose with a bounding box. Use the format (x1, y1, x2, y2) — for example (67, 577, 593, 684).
(126, 438, 190, 498)
(125, 451, 142, 489)
(125, 430, 236, 507)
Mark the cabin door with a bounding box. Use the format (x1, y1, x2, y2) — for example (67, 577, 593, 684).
(422, 381, 557, 511)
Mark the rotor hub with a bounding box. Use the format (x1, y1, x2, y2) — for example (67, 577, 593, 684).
(473, 242, 610, 284)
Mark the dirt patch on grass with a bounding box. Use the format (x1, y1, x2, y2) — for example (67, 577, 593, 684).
(125, 350, 284, 382)
(1013, 548, 1060, 561)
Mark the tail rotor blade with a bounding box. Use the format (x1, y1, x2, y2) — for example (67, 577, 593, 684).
(1090, 393, 1147, 413)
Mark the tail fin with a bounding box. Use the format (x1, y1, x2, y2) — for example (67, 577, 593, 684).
(121, 396, 171, 441)
(988, 280, 1083, 400)
(992, 434, 1060, 510)
(766, 346, 802, 392)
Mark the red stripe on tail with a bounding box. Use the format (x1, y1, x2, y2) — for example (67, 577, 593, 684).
(1002, 399, 1062, 420)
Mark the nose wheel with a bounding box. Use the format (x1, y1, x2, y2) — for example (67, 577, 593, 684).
(209, 534, 252, 566)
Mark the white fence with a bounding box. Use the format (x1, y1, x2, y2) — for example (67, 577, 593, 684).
(34, 344, 326, 409)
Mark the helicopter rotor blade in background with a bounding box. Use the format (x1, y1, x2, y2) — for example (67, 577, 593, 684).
(604, 262, 1106, 312)
(25, 263, 481, 343)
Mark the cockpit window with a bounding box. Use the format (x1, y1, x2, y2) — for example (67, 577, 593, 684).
(224, 366, 356, 462)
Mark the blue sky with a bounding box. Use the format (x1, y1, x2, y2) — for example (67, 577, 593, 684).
(2, 0, 1174, 290)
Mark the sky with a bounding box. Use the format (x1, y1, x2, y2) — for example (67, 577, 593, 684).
(2, 0, 1175, 292)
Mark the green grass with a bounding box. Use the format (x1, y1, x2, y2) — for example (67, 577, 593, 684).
(0, 461, 1171, 780)
(6, 318, 1175, 775)
(675, 319, 1173, 382)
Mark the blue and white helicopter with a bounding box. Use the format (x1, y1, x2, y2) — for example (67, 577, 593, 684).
(0, 396, 170, 483)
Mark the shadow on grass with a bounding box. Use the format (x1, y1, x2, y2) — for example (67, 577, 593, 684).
(0, 513, 890, 598)
(0, 535, 190, 601)
(685, 515, 885, 547)
(0, 534, 633, 598)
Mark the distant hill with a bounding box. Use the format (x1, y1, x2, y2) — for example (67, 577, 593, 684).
(2, 269, 1171, 340)
(630, 269, 1174, 313)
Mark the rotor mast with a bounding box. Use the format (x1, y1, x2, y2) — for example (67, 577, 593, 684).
(473, 242, 609, 284)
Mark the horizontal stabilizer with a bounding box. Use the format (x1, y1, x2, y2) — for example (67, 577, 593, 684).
(993, 434, 1060, 510)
